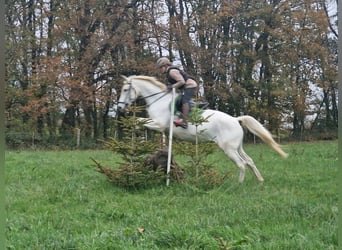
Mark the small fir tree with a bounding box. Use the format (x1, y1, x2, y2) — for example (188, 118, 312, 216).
(93, 106, 163, 188)
(173, 105, 232, 189)
(93, 105, 182, 189)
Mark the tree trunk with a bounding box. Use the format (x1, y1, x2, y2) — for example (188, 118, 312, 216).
(61, 106, 76, 137)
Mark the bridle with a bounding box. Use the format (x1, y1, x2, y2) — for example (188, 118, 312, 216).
(117, 81, 135, 108)
(117, 81, 169, 109)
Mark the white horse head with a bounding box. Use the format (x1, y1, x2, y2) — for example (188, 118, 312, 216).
(117, 75, 288, 183)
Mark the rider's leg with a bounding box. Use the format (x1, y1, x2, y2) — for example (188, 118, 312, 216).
(174, 103, 189, 128)
(181, 103, 190, 127)
(174, 88, 195, 129)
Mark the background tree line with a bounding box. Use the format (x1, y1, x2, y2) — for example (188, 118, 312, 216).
(5, 0, 338, 148)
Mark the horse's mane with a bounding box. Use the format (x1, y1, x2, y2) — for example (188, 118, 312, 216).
(128, 75, 167, 91)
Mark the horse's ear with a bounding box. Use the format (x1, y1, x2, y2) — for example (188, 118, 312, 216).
(121, 75, 128, 82)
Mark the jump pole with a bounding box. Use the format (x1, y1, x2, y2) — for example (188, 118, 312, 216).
(166, 88, 176, 186)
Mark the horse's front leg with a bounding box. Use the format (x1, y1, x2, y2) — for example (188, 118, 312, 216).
(137, 118, 165, 132)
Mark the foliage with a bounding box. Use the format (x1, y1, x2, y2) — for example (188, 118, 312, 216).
(93, 106, 182, 189)
(5, 141, 338, 249)
(173, 140, 231, 190)
(92, 158, 166, 190)
(174, 105, 231, 190)
(5, 0, 338, 146)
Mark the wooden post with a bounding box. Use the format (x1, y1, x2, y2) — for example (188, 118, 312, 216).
(76, 128, 80, 148)
(32, 132, 35, 148)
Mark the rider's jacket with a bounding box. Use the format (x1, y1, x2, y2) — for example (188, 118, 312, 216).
(166, 66, 195, 89)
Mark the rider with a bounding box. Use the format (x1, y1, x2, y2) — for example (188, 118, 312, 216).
(156, 57, 198, 129)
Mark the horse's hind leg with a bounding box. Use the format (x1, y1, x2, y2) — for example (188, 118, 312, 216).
(238, 147, 264, 182)
(223, 148, 247, 183)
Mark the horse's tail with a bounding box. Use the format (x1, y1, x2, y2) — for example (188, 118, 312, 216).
(237, 115, 288, 158)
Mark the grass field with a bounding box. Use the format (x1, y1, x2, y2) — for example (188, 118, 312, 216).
(5, 141, 337, 249)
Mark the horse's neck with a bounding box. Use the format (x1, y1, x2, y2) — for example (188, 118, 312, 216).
(137, 84, 172, 128)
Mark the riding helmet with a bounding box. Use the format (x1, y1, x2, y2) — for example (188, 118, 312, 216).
(156, 57, 171, 68)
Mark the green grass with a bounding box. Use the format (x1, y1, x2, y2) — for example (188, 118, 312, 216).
(5, 141, 338, 249)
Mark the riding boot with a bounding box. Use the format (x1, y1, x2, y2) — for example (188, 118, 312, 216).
(174, 103, 189, 129)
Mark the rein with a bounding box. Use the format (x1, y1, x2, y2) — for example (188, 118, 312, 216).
(142, 91, 169, 107)
(118, 81, 169, 108)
